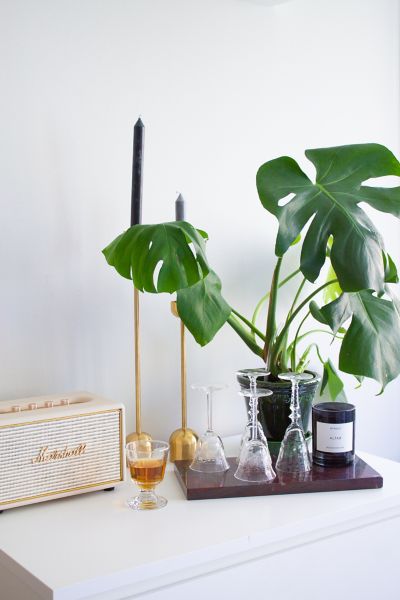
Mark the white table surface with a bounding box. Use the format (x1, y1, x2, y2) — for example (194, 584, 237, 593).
(1, 436, 400, 600)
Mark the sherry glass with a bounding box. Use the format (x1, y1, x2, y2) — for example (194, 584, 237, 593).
(126, 440, 169, 510)
(275, 372, 313, 474)
(190, 384, 229, 473)
(235, 369, 275, 483)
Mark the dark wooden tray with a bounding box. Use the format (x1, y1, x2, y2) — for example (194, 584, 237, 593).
(174, 456, 383, 500)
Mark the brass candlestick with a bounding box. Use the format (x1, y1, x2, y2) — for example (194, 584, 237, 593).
(169, 301, 198, 462)
(126, 288, 151, 443)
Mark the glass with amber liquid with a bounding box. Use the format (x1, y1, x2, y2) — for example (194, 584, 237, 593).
(126, 440, 169, 510)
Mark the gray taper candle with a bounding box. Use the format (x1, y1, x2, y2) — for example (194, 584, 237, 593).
(175, 193, 185, 221)
(130, 117, 144, 226)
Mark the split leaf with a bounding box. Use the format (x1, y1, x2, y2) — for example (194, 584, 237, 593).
(311, 291, 400, 390)
(257, 143, 400, 293)
(177, 271, 231, 346)
(320, 359, 347, 402)
(103, 222, 209, 293)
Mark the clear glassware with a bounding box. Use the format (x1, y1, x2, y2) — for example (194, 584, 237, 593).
(237, 369, 269, 461)
(126, 440, 169, 510)
(235, 369, 275, 483)
(190, 384, 229, 473)
(275, 372, 313, 474)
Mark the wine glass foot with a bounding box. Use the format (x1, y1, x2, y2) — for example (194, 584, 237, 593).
(127, 494, 168, 510)
(237, 422, 268, 462)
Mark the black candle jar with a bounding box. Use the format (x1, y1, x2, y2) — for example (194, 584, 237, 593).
(312, 402, 355, 467)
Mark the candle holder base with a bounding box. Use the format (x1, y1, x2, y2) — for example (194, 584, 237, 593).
(169, 428, 198, 462)
(126, 431, 151, 444)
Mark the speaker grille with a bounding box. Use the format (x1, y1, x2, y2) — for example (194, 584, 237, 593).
(0, 409, 123, 505)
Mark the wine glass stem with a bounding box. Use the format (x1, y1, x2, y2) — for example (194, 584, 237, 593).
(138, 488, 157, 506)
(249, 375, 257, 396)
(207, 390, 213, 432)
(251, 396, 258, 441)
(291, 380, 301, 427)
(249, 374, 256, 426)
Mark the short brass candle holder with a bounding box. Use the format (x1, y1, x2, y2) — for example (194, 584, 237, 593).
(126, 288, 151, 444)
(169, 301, 198, 462)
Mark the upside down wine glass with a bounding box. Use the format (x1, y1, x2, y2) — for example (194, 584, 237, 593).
(235, 370, 275, 483)
(190, 384, 229, 473)
(237, 369, 269, 462)
(275, 372, 313, 474)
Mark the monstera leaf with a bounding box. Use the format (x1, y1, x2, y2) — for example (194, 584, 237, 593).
(257, 143, 400, 293)
(323, 262, 342, 304)
(320, 359, 347, 402)
(311, 291, 400, 390)
(103, 222, 209, 293)
(383, 252, 399, 284)
(103, 223, 232, 346)
(177, 271, 231, 345)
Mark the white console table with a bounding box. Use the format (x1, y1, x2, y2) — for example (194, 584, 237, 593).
(1, 438, 400, 600)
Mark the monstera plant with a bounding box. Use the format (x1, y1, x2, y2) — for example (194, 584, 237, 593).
(103, 143, 400, 403)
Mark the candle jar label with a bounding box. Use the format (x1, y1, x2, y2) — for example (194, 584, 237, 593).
(316, 422, 353, 453)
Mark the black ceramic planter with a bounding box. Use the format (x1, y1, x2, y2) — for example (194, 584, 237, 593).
(237, 369, 320, 446)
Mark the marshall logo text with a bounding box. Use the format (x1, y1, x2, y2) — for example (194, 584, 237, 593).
(32, 443, 87, 464)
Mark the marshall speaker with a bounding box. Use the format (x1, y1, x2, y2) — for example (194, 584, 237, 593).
(0, 392, 125, 511)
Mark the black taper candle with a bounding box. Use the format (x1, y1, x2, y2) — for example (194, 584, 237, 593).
(130, 118, 144, 226)
(175, 193, 185, 221)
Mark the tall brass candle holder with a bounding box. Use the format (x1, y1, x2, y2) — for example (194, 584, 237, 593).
(169, 301, 198, 462)
(126, 117, 150, 444)
(125, 288, 151, 444)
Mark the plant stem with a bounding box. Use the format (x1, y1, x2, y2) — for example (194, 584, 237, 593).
(287, 277, 307, 319)
(298, 342, 325, 367)
(269, 279, 338, 369)
(286, 329, 343, 355)
(251, 268, 301, 335)
(313, 344, 325, 364)
(227, 314, 263, 357)
(263, 257, 283, 364)
(231, 309, 266, 341)
(291, 310, 310, 371)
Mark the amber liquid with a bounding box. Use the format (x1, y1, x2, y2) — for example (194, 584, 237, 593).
(129, 458, 166, 490)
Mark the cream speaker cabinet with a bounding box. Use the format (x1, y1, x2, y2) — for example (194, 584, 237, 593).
(0, 392, 125, 511)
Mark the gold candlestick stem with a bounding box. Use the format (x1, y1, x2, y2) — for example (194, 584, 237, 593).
(180, 320, 187, 430)
(169, 301, 198, 462)
(134, 287, 141, 433)
(126, 288, 151, 444)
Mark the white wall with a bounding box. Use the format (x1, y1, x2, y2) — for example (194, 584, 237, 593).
(1, 0, 399, 459)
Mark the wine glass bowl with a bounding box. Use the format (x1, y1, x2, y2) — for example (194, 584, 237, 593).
(237, 389, 268, 463)
(190, 431, 229, 473)
(235, 388, 275, 483)
(235, 439, 275, 483)
(126, 440, 169, 510)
